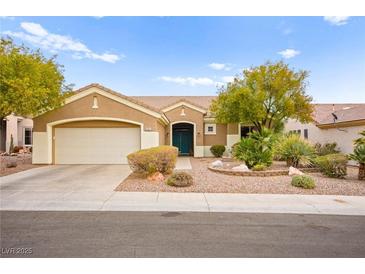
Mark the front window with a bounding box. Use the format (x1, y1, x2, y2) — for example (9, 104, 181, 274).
(204, 123, 216, 135)
(240, 126, 253, 138)
(24, 128, 32, 146)
(304, 129, 308, 139)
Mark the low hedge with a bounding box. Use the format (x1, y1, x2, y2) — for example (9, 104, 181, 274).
(127, 146, 178, 176)
(291, 175, 315, 189)
(210, 144, 226, 157)
(315, 153, 347, 178)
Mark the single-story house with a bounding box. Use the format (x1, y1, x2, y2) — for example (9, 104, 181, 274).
(0, 114, 33, 153)
(32, 83, 365, 164)
(285, 103, 365, 155)
(32, 83, 243, 164)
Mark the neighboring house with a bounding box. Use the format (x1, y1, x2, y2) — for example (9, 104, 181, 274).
(0, 114, 33, 153)
(32, 83, 365, 165)
(285, 104, 365, 155)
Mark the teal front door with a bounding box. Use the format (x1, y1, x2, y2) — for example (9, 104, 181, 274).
(173, 130, 193, 156)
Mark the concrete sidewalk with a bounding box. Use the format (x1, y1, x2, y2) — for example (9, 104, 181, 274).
(1, 191, 365, 215)
(174, 157, 192, 170)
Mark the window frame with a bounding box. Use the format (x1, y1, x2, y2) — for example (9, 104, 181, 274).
(204, 123, 216, 135)
(23, 127, 33, 146)
(304, 129, 308, 139)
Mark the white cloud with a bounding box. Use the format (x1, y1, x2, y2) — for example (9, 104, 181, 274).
(20, 22, 48, 37)
(159, 76, 220, 86)
(277, 48, 301, 59)
(222, 76, 235, 83)
(324, 16, 350, 26)
(208, 63, 232, 71)
(3, 22, 122, 63)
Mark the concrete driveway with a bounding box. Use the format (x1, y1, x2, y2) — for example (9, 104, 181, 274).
(0, 165, 131, 210)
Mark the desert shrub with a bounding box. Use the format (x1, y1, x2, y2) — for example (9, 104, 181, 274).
(233, 128, 276, 168)
(291, 175, 315, 189)
(315, 153, 348, 178)
(210, 144, 226, 157)
(252, 164, 266, 171)
(231, 142, 240, 156)
(349, 144, 365, 180)
(314, 142, 340, 156)
(274, 134, 316, 167)
(127, 146, 178, 176)
(166, 171, 193, 187)
(12, 146, 22, 153)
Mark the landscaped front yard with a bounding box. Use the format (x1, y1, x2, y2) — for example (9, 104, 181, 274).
(115, 158, 365, 195)
(0, 154, 43, 177)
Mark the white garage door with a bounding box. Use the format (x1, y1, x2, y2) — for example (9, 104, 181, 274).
(55, 127, 140, 164)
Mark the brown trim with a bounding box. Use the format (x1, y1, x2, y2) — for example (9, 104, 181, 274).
(317, 119, 365, 129)
(54, 120, 139, 128)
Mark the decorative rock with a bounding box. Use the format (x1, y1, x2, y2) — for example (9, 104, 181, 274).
(6, 158, 17, 168)
(10, 153, 17, 156)
(147, 172, 165, 182)
(211, 160, 223, 168)
(232, 164, 250, 172)
(289, 166, 304, 176)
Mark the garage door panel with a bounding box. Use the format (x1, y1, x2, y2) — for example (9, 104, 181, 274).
(55, 128, 140, 164)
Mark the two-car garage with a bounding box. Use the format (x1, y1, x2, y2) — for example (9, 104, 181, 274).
(54, 127, 141, 164)
(32, 84, 166, 165)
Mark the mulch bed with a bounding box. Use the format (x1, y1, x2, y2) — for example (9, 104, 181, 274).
(115, 158, 365, 195)
(0, 154, 45, 177)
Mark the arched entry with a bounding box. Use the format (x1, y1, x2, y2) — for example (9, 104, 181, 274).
(172, 122, 194, 156)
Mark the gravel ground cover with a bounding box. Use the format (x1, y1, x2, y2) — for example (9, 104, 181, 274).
(0, 154, 44, 177)
(115, 158, 365, 195)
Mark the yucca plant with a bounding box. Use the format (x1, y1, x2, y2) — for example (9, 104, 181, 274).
(274, 134, 316, 167)
(233, 128, 276, 168)
(349, 144, 365, 180)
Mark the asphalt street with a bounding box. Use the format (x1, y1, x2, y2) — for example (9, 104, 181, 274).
(1, 211, 365, 257)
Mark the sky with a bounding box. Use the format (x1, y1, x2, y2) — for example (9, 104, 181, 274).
(1, 16, 365, 103)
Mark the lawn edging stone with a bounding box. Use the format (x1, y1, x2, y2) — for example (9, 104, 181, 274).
(208, 165, 320, 177)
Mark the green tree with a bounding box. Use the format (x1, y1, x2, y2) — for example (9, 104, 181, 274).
(210, 61, 314, 133)
(354, 130, 365, 146)
(0, 37, 72, 120)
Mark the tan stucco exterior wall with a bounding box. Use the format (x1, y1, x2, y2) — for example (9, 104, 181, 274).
(203, 123, 227, 145)
(227, 123, 239, 134)
(164, 106, 205, 146)
(33, 93, 161, 132)
(156, 122, 166, 146)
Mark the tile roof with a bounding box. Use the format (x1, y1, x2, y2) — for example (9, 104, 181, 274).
(73, 84, 365, 124)
(317, 104, 365, 125)
(131, 96, 216, 110)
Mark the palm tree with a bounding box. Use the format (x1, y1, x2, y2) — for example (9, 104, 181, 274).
(349, 144, 365, 180)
